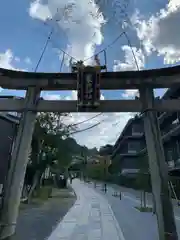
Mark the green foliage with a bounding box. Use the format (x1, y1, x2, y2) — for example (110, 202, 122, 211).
(99, 144, 113, 156)
(86, 159, 109, 181)
(86, 164, 104, 180)
(36, 186, 52, 200)
(135, 206, 153, 212)
(26, 113, 78, 184)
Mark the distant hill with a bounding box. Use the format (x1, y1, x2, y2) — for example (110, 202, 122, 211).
(62, 137, 98, 156)
(99, 144, 113, 156)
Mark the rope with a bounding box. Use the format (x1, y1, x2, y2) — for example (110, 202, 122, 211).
(60, 51, 65, 72)
(103, 50, 107, 71)
(123, 31, 140, 71)
(83, 31, 125, 63)
(34, 29, 53, 72)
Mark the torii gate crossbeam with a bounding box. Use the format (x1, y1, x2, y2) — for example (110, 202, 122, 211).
(0, 99, 180, 112)
(0, 64, 180, 90)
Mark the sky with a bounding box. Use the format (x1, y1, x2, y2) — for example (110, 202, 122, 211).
(0, 0, 180, 148)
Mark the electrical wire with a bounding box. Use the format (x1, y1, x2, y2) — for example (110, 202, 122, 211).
(70, 113, 103, 127)
(70, 121, 101, 135)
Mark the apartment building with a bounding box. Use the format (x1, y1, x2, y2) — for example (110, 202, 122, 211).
(111, 87, 180, 179)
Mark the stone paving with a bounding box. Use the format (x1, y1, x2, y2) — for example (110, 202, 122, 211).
(47, 179, 125, 240)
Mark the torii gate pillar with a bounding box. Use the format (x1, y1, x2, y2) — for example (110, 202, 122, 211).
(0, 87, 40, 240)
(139, 86, 178, 240)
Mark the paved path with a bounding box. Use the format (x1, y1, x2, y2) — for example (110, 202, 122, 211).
(91, 182, 180, 240)
(47, 179, 125, 240)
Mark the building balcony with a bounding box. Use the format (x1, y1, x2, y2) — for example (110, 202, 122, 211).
(158, 112, 172, 124)
(118, 152, 138, 157)
(121, 168, 140, 177)
(112, 135, 144, 157)
(162, 122, 180, 142)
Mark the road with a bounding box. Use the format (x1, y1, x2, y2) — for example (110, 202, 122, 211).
(87, 182, 180, 240)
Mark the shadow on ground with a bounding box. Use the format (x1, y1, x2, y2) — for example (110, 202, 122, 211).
(14, 187, 76, 240)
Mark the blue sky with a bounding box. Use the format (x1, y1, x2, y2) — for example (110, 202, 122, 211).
(0, 0, 179, 148)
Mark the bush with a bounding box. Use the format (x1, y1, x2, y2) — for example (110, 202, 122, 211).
(36, 186, 52, 200)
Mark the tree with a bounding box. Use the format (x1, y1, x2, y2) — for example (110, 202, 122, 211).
(24, 111, 103, 201)
(86, 157, 109, 181)
(99, 144, 113, 156)
(24, 112, 76, 202)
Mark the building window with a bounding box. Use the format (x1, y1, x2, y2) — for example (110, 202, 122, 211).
(128, 142, 140, 153)
(166, 150, 175, 168)
(176, 158, 180, 166)
(168, 160, 175, 168)
(132, 124, 142, 135)
(167, 149, 173, 161)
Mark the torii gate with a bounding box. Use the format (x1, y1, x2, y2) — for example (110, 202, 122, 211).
(0, 65, 180, 240)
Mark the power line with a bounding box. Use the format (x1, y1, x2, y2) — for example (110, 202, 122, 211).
(71, 113, 103, 127)
(70, 121, 101, 135)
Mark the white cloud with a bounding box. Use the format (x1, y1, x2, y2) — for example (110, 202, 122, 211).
(65, 90, 77, 100)
(64, 90, 105, 101)
(0, 49, 17, 70)
(122, 89, 139, 99)
(131, 0, 180, 64)
(63, 111, 133, 148)
(43, 94, 61, 100)
(113, 45, 145, 99)
(43, 90, 104, 101)
(24, 57, 32, 65)
(0, 49, 24, 93)
(29, 0, 52, 21)
(113, 45, 145, 72)
(29, 0, 106, 65)
(15, 57, 20, 62)
(42, 90, 132, 148)
(52, 90, 132, 148)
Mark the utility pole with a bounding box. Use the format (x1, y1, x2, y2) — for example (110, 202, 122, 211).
(139, 87, 178, 240)
(0, 87, 40, 240)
